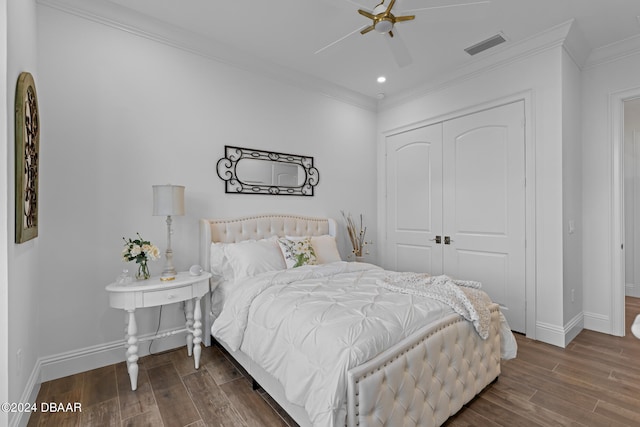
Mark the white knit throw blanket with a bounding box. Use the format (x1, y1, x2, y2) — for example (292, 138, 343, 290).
(379, 272, 492, 339)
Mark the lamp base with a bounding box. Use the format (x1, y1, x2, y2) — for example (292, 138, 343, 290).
(160, 270, 176, 281)
(161, 217, 177, 282)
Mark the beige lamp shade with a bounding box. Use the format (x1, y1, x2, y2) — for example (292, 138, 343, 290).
(153, 185, 185, 216)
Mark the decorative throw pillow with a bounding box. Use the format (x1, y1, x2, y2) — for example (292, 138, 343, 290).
(286, 235, 341, 264)
(310, 235, 341, 264)
(277, 237, 317, 268)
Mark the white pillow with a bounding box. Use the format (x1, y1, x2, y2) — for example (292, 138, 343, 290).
(286, 235, 341, 264)
(277, 237, 317, 269)
(210, 242, 237, 281)
(224, 238, 286, 280)
(310, 235, 341, 264)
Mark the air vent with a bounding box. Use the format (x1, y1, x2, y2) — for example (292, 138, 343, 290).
(464, 33, 507, 56)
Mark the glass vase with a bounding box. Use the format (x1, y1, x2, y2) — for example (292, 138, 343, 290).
(136, 261, 150, 280)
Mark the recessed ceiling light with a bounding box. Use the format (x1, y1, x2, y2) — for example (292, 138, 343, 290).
(377, 76, 386, 83)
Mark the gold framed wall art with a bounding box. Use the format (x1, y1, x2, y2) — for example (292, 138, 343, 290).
(15, 72, 40, 243)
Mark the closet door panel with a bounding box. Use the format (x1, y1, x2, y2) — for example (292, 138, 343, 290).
(396, 244, 435, 273)
(386, 123, 443, 274)
(451, 249, 508, 308)
(451, 129, 507, 234)
(443, 101, 526, 332)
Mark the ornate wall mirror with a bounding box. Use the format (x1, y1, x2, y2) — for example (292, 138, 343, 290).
(217, 146, 319, 195)
(15, 72, 40, 243)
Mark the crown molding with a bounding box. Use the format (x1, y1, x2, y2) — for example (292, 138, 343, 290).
(583, 33, 640, 70)
(40, 0, 640, 114)
(36, 0, 378, 112)
(379, 20, 577, 111)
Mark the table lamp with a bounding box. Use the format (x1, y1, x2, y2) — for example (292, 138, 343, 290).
(153, 184, 185, 281)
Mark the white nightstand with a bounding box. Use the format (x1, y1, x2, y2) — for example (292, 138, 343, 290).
(105, 271, 212, 391)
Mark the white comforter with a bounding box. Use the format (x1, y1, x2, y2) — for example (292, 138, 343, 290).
(212, 262, 514, 427)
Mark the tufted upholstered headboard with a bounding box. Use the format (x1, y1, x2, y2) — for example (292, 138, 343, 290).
(199, 214, 337, 273)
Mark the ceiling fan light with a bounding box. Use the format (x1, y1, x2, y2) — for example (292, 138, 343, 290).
(375, 19, 393, 33)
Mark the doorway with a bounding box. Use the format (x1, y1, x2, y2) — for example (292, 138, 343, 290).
(612, 90, 640, 336)
(624, 98, 640, 299)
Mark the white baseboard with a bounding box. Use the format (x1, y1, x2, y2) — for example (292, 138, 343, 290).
(583, 311, 611, 334)
(626, 283, 640, 298)
(563, 312, 584, 345)
(535, 321, 567, 347)
(11, 326, 198, 427)
(534, 313, 584, 348)
(40, 327, 189, 381)
(10, 357, 42, 427)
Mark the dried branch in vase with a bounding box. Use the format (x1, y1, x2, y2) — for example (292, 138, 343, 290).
(341, 211, 372, 258)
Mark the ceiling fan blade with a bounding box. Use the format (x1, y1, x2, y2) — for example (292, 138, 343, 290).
(358, 9, 376, 20)
(384, 28, 412, 68)
(385, 0, 397, 14)
(315, 25, 370, 55)
(360, 25, 376, 35)
(400, 0, 490, 14)
(394, 15, 415, 23)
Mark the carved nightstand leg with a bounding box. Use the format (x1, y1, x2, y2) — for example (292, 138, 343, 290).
(185, 299, 194, 357)
(124, 311, 129, 349)
(126, 310, 139, 391)
(193, 296, 202, 369)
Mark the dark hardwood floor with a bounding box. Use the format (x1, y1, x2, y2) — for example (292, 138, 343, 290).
(29, 297, 640, 426)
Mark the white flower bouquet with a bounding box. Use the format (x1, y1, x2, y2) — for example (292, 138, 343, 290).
(122, 233, 160, 280)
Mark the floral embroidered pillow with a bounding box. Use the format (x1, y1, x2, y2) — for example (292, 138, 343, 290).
(277, 237, 317, 268)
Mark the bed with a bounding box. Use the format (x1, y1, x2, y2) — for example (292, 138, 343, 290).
(199, 214, 516, 427)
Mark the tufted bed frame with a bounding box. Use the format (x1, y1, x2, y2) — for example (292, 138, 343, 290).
(199, 214, 502, 427)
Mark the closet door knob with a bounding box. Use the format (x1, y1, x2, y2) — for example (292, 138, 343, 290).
(444, 236, 454, 245)
(430, 236, 442, 244)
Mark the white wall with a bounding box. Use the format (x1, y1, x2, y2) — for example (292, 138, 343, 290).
(377, 42, 568, 345)
(35, 4, 377, 379)
(6, 1, 40, 426)
(1, 0, 9, 426)
(624, 98, 640, 297)
(582, 44, 640, 334)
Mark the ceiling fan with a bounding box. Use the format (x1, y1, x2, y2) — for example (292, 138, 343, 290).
(316, 0, 490, 68)
(358, 0, 414, 37)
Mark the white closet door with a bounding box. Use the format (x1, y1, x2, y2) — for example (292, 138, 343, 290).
(442, 101, 526, 332)
(386, 123, 443, 274)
